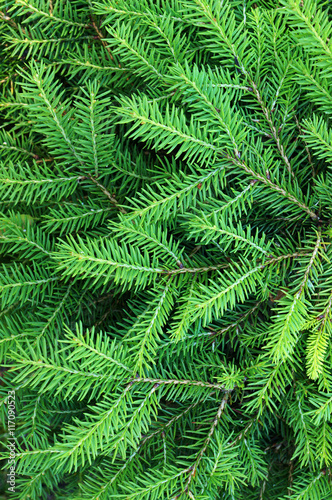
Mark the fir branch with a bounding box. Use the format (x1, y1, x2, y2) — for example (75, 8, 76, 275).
(175, 393, 230, 498)
(294, 114, 316, 177)
(209, 300, 263, 338)
(14, 0, 90, 28)
(85, 396, 209, 500)
(3, 1, 332, 496)
(226, 154, 319, 220)
(250, 82, 295, 177)
(166, 251, 309, 276)
(33, 282, 75, 343)
(266, 232, 322, 362)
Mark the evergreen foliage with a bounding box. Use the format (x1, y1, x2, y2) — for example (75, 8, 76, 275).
(1, 0, 332, 498)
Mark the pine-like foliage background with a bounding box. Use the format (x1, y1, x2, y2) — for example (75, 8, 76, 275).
(1, 0, 332, 498)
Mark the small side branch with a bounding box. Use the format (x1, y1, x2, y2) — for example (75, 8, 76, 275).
(294, 114, 316, 178)
(226, 154, 319, 220)
(251, 82, 295, 178)
(86, 174, 127, 214)
(180, 394, 230, 497)
(208, 300, 263, 338)
(164, 250, 312, 276)
(131, 377, 225, 391)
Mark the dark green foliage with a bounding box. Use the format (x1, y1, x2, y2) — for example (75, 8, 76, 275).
(1, 0, 332, 498)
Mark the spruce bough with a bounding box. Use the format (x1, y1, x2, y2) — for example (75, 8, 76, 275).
(1, 0, 332, 498)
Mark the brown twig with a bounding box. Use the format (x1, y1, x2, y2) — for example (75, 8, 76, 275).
(90, 17, 115, 63)
(35, 158, 54, 163)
